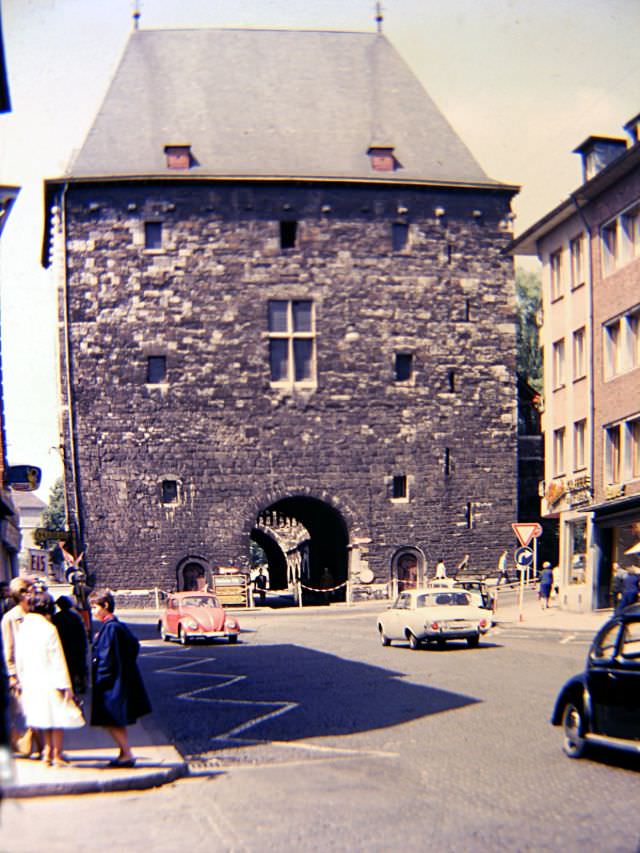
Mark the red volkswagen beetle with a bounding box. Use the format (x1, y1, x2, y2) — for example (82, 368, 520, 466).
(158, 592, 240, 645)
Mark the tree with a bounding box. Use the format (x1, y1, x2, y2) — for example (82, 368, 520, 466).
(40, 477, 67, 532)
(515, 267, 542, 391)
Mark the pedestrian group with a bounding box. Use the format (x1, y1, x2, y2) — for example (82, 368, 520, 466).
(1, 576, 151, 769)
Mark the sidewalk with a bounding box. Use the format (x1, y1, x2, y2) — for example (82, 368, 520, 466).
(492, 595, 613, 633)
(2, 715, 188, 799)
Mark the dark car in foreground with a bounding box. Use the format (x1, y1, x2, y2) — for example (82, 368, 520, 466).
(551, 603, 640, 758)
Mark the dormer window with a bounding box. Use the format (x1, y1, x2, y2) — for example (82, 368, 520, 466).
(367, 146, 397, 172)
(164, 144, 192, 170)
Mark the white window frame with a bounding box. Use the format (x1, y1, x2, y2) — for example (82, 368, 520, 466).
(601, 219, 619, 276)
(267, 299, 317, 389)
(573, 419, 587, 471)
(604, 319, 621, 379)
(629, 418, 640, 481)
(572, 327, 586, 380)
(569, 234, 585, 289)
(553, 427, 565, 476)
(549, 250, 563, 301)
(621, 205, 639, 263)
(604, 424, 621, 484)
(552, 338, 566, 390)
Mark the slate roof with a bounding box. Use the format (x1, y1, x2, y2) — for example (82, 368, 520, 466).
(68, 27, 506, 189)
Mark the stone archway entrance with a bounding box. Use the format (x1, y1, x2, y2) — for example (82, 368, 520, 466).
(250, 496, 349, 604)
(176, 557, 210, 591)
(391, 547, 426, 598)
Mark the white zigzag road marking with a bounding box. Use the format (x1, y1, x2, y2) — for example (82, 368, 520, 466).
(140, 642, 397, 761)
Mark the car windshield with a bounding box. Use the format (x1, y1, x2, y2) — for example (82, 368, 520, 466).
(416, 592, 471, 607)
(181, 596, 218, 608)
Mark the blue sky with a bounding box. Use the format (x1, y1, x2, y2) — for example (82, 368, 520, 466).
(0, 0, 639, 500)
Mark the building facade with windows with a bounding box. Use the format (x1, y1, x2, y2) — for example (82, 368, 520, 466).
(42, 28, 518, 599)
(512, 115, 640, 611)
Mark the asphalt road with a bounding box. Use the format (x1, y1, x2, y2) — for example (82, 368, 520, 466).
(3, 608, 640, 853)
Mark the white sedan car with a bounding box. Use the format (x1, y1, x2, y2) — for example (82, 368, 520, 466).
(377, 588, 492, 649)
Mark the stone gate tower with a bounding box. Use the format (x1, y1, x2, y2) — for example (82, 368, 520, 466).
(43, 28, 519, 600)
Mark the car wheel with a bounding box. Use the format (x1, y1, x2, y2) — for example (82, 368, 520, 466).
(467, 634, 480, 648)
(379, 626, 391, 647)
(408, 632, 421, 650)
(160, 623, 169, 642)
(436, 638, 446, 649)
(228, 634, 238, 644)
(562, 701, 587, 758)
(178, 626, 188, 646)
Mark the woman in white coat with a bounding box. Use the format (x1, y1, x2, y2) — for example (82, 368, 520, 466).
(15, 590, 84, 766)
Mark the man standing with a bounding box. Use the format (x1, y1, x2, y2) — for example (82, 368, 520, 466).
(435, 558, 447, 579)
(497, 550, 510, 585)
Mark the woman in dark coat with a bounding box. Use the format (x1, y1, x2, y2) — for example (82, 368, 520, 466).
(90, 589, 151, 767)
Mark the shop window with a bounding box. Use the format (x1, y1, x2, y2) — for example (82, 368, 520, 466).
(568, 518, 587, 586)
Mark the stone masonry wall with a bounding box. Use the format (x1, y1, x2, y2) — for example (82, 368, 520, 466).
(58, 181, 518, 594)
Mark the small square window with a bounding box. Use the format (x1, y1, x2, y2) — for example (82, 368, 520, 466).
(392, 222, 409, 252)
(161, 480, 178, 504)
(392, 475, 407, 499)
(394, 353, 413, 382)
(147, 356, 167, 384)
(280, 221, 297, 250)
(145, 222, 163, 250)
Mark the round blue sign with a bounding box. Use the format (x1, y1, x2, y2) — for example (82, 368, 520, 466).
(514, 546, 534, 567)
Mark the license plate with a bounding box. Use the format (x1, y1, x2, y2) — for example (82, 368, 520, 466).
(445, 621, 471, 630)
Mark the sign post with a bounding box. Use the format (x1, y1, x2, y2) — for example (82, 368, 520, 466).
(511, 523, 543, 621)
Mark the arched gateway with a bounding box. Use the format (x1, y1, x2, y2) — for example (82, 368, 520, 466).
(250, 496, 349, 603)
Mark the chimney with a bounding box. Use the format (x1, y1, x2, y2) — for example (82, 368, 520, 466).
(573, 136, 627, 183)
(367, 145, 398, 172)
(164, 144, 193, 170)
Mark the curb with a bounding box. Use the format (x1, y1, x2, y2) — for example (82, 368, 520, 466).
(2, 763, 188, 799)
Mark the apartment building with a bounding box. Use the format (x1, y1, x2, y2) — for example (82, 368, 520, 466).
(512, 114, 640, 611)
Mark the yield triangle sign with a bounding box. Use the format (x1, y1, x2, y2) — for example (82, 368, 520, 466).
(511, 522, 541, 548)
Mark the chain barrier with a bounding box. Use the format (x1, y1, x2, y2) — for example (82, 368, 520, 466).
(299, 580, 349, 593)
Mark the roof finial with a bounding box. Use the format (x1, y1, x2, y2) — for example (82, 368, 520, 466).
(375, 1, 384, 34)
(133, 1, 141, 31)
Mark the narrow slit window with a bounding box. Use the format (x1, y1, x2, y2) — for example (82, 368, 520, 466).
(466, 502, 473, 529)
(280, 221, 298, 250)
(144, 221, 163, 250)
(147, 356, 167, 384)
(447, 369, 456, 392)
(161, 480, 178, 504)
(395, 353, 413, 382)
(464, 299, 471, 322)
(444, 448, 451, 477)
(392, 222, 409, 251)
(392, 475, 407, 499)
